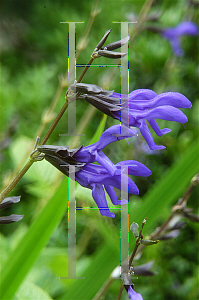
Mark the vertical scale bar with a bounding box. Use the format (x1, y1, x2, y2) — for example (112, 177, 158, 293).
(68, 165, 76, 277)
(112, 20, 136, 274)
(120, 165, 129, 274)
(68, 23, 76, 135)
(121, 22, 129, 134)
(120, 22, 129, 274)
(60, 165, 84, 279)
(59, 21, 84, 280)
(60, 21, 84, 137)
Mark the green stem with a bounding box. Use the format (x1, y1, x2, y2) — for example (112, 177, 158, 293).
(40, 99, 69, 145)
(0, 160, 34, 202)
(117, 218, 147, 300)
(0, 56, 95, 203)
(77, 57, 94, 83)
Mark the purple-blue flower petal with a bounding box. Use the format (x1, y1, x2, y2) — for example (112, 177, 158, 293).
(104, 185, 128, 205)
(112, 89, 157, 101)
(128, 92, 192, 110)
(162, 21, 198, 56)
(171, 21, 199, 36)
(129, 89, 157, 100)
(169, 36, 184, 56)
(139, 120, 165, 150)
(74, 125, 136, 175)
(147, 119, 171, 137)
(128, 286, 143, 300)
(76, 164, 140, 195)
(91, 183, 115, 218)
(116, 160, 152, 177)
(94, 151, 116, 176)
(129, 106, 188, 123)
(104, 175, 139, 195)
(93, 124, 136, 150)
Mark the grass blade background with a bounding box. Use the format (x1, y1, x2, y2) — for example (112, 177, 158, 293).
(88, 114, 107, 145)
(0, 178, 69, 300)
(130, 138, 199, 237)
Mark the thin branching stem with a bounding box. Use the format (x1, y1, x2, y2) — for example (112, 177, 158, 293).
(116, 218, 147, 300)
(0, 55, 96, 203)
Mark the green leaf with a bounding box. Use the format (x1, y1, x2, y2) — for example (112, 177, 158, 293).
(0, 177, 69, 300)
(88, 114, 107, 145)
(130, 139, 199, 240)
(15, 281, 53, 300)
(59, 241, 119, 300)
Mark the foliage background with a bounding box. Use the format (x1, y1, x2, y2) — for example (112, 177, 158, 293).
(0, 0, 198, 299)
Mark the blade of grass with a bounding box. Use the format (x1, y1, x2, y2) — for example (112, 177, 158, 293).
(130, 139, 199, 241)
(0, 177, 69, 300)
(88, 114, 107, 145)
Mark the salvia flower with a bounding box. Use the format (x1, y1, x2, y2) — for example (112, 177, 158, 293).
(122, 274, 143, 300)
(162, 21, 198, 56)
(38, 125, 136, 176)
(147, 21, 198, 56)
(0, 196, 23, 224)
(74, 83, 192, 150)
(37, 125, 151, 218)
(128, 286, 143, 300)
(75, 161, 151, 217)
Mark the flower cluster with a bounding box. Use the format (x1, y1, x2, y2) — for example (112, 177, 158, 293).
(38, 125, 151, 218)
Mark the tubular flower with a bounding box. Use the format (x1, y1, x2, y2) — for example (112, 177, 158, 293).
(161, 21, 198, 56)
(128, 286, 143, 300)
(74, 83, 192, 150)
(38, 125, 136, 176)
(37, 125, 151, 218)
(75, 161, 151, 218)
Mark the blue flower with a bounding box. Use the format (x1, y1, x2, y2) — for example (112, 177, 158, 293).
(75, 160, 151, 218)
(38, 125, 151, 218)
(128, 286, 143, 300)
(161, 21, 198, 56)
(78, 85, 192, 150)
(111, 89, 192, 150)
(73, 124, 136, 175)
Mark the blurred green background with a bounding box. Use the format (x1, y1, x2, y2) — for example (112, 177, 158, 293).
(0, 0, 198, 299)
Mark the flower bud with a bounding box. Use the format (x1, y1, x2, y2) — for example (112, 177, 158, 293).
(140, 239, 159, 245)
(130, 222, 139, 238)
